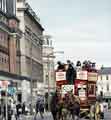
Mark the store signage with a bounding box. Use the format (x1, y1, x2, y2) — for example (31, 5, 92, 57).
(8, 87, 16, 95)
(79, 88, 86, 97)
(56, 72, 66, 81)
(0, 81, 10, 88)
(78, 84, 87, 88)
(62, 85, 74, 95)
(77, 71, 87, 80)
(88, 72, 98, 81)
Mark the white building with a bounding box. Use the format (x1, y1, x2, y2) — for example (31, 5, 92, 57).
(16, 0, 44, 103)
(97, 67, 111, 102)
(42, 35, 55, 95)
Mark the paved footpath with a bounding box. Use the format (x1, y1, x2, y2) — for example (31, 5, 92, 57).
(24, 113, 87, 120)
(17, 110, 111, 120)
(104, 110, 111, 120)
(19, 112, 86, 120)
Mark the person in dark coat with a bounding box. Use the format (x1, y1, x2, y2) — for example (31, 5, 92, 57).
(35, 96, 44, 119)
(16, 102, 22, 120)
(22, 102, 26, 115)
(50, 91, 60, 120)
(3, 100, 13, 120)
(73, 97, 80, 120)
(0, 99, 4, 119)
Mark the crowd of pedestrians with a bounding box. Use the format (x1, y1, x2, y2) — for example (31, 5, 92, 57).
(0, 95, 47, 120)
(0, 91, 108, 120)
(0, 99, 31, 120)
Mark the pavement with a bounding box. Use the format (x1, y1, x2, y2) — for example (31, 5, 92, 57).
(104, 110, 111, 120)
(13, 110, 111, 120)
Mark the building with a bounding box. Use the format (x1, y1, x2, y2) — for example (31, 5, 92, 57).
(97, 67, 111, 102)
(0, 0, 28, 102)
(16, 0, 44, 102)
(43, 35, 55, 95)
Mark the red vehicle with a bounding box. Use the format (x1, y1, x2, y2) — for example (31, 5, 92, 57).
(55, 63, 98, 113)
(75, 70, 98, 110)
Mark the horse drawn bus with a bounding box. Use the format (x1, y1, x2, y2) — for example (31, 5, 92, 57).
(55, 60, 98, 117)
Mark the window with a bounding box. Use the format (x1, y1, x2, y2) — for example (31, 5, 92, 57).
(16, 39, 20, 50)
(2, 57, 3, 63)
(2, 0, 6, 12)
(0, 0, 2, 9)
(4, 58, 6, 63)
(101, 75, 102, 80)
(47, 39, 49, 45)
(0, 54, 1, 62)
(106, 75, 108, 80)
(17, 0, 23, 2)
(45, 75, 48, 84)
(107, 84, 109, 91)
(88, 84, 96, 96)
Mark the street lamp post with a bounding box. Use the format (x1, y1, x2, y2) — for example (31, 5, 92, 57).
(45, 51, 64, 111)
(30, 39, 33, 115)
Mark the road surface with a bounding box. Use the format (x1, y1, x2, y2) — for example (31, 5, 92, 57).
(19, 110, 111, 120)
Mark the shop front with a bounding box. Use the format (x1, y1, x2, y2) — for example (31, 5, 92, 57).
(0, 71, 30, 104)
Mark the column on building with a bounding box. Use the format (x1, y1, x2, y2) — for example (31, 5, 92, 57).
(8, 35, 17, 73)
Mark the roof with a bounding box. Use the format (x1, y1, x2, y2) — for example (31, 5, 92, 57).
(98, 67, 111, 75)
(25, 3, 44, 31)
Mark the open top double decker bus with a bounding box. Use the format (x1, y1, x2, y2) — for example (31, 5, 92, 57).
(55, 61, 98, 114)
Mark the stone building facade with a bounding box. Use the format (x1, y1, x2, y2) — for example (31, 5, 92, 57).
(97, 67, 111, 102)
(43, 36, 55, 94)
(0, 0, 26, 102)
(16, 0, 44, 101)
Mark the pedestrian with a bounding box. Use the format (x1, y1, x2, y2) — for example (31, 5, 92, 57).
(38, 97, 44, 119)
(8, 100, 13, 120)
(57, 96, 63, 120)
(0, 99, 4, 119)
(45, 93, 48, 112)
(90, 104, 95, 120)
(22, 102, 26, 115)
(3, 99, 13, 120)
(61, 97, 69, 120)
(74, 96, 80, 120)
(12, 101, 17, 120)
(16, 102, 22, 120)
(50, 91, 59, 120)
(95, 101, 101, 120)
(100, 101, 104, 120)
(35, 95, 44, 119)
(68, 96, 75, 120)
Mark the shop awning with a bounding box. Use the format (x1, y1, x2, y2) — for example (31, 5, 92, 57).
(0, 70, 30, 81)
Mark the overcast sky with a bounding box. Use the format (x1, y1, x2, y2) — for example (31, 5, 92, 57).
(28, 0, 111, 67)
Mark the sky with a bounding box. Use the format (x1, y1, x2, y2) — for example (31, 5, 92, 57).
(28, 0, 111, 67)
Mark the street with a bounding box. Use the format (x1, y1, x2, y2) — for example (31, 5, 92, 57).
(104, 110, 111, 120)
(18, 110, 111, 120)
